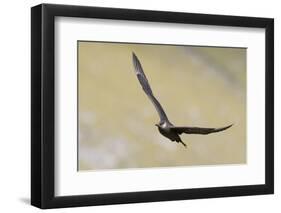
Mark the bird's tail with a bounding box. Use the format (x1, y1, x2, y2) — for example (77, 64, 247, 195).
(176, 137, 187, 148)
(179, 141, 187, 148)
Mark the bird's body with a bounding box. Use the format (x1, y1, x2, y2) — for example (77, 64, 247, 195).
(156, 121, 185, 146)
(131, 52, 232, 148)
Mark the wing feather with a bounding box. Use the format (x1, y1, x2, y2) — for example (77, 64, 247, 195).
(171, 124, 233, 135)
(132, 52, 169, 122)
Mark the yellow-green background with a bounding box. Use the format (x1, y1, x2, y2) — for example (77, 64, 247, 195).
(78, 41, 246, 171)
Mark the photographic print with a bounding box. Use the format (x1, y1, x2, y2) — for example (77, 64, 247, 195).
(31, 4, 273, 208)
(78, 41, 246, 171)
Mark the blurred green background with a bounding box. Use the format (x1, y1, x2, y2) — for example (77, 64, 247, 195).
(78, 41, 246, 171)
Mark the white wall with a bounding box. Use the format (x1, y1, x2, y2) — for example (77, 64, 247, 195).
(0, 0, 279, 212)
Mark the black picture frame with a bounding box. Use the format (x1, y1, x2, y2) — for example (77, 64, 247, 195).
(31, 3, 274, 209)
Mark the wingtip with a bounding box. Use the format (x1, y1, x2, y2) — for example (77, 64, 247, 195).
(132, 51, 136, 58)
(222, 124, 233, 131)
(132, 52, 140, 66)
(228, 123, 234, 128)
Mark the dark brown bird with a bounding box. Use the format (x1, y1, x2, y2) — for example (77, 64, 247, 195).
(132, 52, 232, 147)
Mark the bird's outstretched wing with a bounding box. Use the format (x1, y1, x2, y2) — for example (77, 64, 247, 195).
(171, 124, 233, 135)
(132, 52, 169, 122)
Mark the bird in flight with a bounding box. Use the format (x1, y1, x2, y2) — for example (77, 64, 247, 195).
(132, 52, 232, 147)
